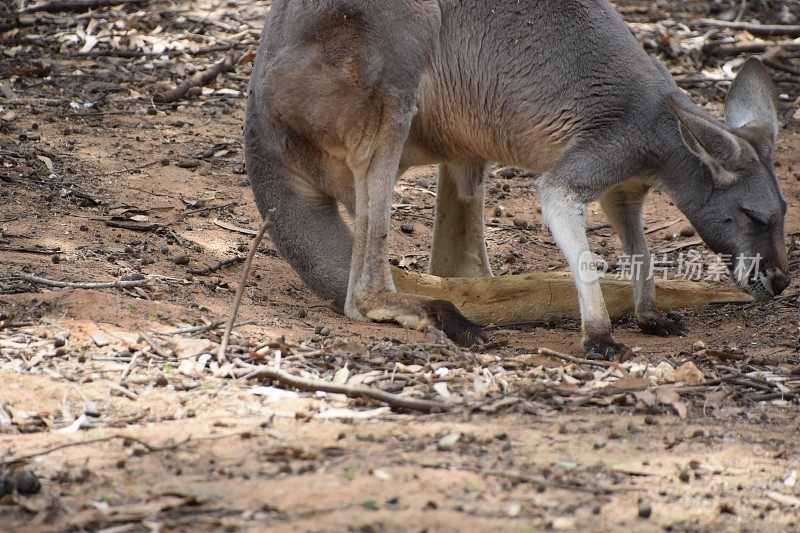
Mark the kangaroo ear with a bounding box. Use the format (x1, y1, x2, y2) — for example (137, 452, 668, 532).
(725, 57, 779, 142)
(667, 94, 749, 179)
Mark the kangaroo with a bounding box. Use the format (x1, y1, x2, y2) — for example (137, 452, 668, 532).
(244, 0, 790, 359)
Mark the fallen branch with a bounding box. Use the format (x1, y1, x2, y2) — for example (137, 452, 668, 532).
(538, 348, 628, 372)
(154, 54, 239, 104)
(1, 431, 254, 466)
(19, 0, 146, 14)
(180, 201, 238, 219)
(218, 211, 273, 363)
(236, 362, 450, 413)
(1, 435, 181, 466)
(189, 256, 244, 276)
(0, 245, 61, 255)
(703, 41, 800, 57)
(696, 19, 800, 38)
(15, 273, 150, 290)
(159, 321, 225, 336)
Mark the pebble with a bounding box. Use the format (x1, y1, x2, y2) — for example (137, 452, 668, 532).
(172, 254, 190, 265)
(679, 226, 696, 238)
(513, 218, 529, 229)
(679, 469, 691, 483)
(51, 254, 60, 264)
(314, 325, 331, 337)
(83, 404, 101, 418)
(497, 167, 516, 178)
(400, 223, 414, 235)
(638, 502, 652, 519)
(154, 374, 169, 387)
(176, 158, 201, 169)
(437, 432, 461, 451)
(692, 340, 706, 351)
(16, 472, 41, 495)
(91, 333, 109, 348)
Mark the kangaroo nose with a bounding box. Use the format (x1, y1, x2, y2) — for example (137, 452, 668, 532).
(771, 274, 790, 296)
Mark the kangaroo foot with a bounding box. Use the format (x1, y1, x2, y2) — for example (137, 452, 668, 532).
(638, 311, 688, 337)
(358, 292, 486, 347)
(583, 334, 630, 361)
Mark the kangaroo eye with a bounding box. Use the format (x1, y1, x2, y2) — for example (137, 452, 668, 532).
(741, 207, 769, 227)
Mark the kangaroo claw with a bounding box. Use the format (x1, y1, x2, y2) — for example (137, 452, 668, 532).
(583, 334, 630, 361)
(638, 311, 688, 337)
(423, 299, 487, 347)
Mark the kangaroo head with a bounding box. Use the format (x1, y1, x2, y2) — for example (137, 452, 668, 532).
(666, 58, 789, 300)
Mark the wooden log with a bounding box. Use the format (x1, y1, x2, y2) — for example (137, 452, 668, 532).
(391, 267, 749, 326)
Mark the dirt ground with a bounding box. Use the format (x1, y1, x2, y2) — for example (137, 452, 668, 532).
(1, 1, 800, 531)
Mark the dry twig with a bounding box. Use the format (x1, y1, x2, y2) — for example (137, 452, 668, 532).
(236, 362, 450, 413)
(218, 211, 273, 363)
(14, 273, 150, 290)
(19, 0, 146, 14)
(539, 348, 629, 373)
(154, 54, 239, 104)
(696, 19, 800, 38)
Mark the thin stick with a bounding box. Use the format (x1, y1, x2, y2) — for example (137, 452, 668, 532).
(160, 321, 225, 336)
(538, 348, 625, 371)
(154, 54, 239, 104)
(19, 0, 146, 14)
(236, 363, 449, 413)
(704, 41, 800, 57)
(189, 256, 244, 276)
(180, 201, 238, 218)
(119, 352, 140, 384)
(218, 211, 273, 363)
(697, 19, 800, 38)
(1, 431, 252, 466)
(0, 245, 61, 255)
(15, 274, 150, 289)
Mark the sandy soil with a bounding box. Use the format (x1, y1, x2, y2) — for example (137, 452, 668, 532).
(1, 1, 799, 531)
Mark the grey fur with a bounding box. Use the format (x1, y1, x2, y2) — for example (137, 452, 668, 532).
(245, 0, 789, 355)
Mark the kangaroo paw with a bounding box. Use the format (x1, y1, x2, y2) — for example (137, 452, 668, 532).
(637, 311, 688, 337)
(423, 299, 487, 347)
(583, 334, 630, 361)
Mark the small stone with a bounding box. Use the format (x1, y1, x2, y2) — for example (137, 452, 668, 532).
(91, 333, 109, 347)
(83, 404, 101, 418)
(513, 218, 529, 229)
(297, 308, 307, 318)
(15, 472, 41, 495)
(176, 158, 201, 169)
(51, 254, 60, 264)
(400, 223, 414, 235)
(719, 502, 736, 515)
(679, 469, 691, 483)
(692, 340, 706, 351)
(314, 325, 330, 337)
(497, 167, 516, 178)
(160, 245, 170, 254)
(679, 226, 696, 238)
(172, 254, 190, 265)
(494, 206, 503, 217)
(665, 361, 704, 385)
(154, 374, 169, 387)
(437, 432, 461, 451)
(638, 502, 652, 519)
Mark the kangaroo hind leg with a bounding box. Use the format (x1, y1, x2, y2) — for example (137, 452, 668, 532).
(347, 99, 485, 346)
(430, 162, 492, 278)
